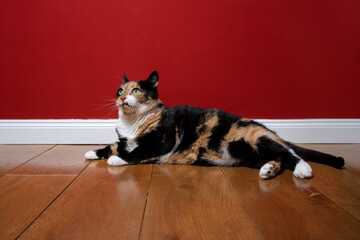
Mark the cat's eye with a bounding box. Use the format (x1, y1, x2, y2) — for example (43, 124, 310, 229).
(118, 88, 124, 95)
(132, 88, 141, 95)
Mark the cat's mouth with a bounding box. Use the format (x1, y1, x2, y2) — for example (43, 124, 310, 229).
(121, 103, 130, 108)
(120, 102, 136, 110)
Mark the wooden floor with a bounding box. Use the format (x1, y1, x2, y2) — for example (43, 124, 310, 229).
(1, 144, 360, 239)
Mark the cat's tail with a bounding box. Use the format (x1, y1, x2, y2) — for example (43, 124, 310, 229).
(286, 142, 345, 169)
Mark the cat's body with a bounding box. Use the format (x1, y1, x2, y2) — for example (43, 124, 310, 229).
(85, 71, 344, 179)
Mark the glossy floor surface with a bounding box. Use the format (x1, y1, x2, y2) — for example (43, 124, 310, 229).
(0, 144, 360, 239)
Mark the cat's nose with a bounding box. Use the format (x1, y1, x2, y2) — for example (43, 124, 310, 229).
(120, 96, 126, 102)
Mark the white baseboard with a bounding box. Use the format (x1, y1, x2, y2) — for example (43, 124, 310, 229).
(0, 119, 359, 144)
(0, 120, 118, 144)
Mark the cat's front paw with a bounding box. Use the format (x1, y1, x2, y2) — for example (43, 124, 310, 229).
(85, 150, 99, 160)
(107, 156, 128, 166)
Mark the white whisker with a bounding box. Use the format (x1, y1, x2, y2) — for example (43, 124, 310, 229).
(91, 96, 119, 119)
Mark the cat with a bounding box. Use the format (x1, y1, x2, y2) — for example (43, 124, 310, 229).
(85, 71, 344, 179)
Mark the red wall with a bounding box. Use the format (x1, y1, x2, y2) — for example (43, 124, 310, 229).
(1, 0, 360, 119)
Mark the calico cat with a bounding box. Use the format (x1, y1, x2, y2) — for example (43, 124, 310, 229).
(85, 71, 344, 179)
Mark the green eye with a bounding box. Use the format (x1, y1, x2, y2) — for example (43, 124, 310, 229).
(118, 88, 124, 95)
(132, 88, 141, 95)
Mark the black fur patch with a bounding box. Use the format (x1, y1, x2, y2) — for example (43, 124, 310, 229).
(165, 106, 206, 153)
(138, 80, 159, 100)
(227, 139, 260, 167)
(228, 139, 254, 160)
(191, 159, 216, 166)
(208, 110, 238, 151)
(95, 145, 111, 159)
(256, 136, 297, 170)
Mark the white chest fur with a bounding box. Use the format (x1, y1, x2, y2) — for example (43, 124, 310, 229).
(116, 112, 155, 152)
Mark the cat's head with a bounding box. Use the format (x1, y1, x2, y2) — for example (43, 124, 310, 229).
(116, 71, 161, 115)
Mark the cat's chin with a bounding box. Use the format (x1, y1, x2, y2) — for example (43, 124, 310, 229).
(121, 104, 131, 110)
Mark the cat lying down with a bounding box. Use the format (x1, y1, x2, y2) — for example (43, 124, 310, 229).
(85, 71, 344, 179)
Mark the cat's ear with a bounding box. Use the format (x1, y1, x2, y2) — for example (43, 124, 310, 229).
(145, 71, 159, 89)
(123, 74, 130, 84)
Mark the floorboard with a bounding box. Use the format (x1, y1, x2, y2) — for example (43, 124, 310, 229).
(140, 165, 261, 239)
(0, 175, 74, 240)
(0, 145, 54, 176)
(18, 161, 152, 240)
(222, 167, 360, 239)
(9, 145, 95, 175)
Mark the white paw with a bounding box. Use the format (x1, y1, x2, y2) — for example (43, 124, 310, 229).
(293, 160, 313, 179)
(259, 163, 276, 179)
(85, 150, 99, 160)
(107, 156, 128, 166)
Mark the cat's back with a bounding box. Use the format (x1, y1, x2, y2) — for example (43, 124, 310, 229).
(161, 105, 217, 126)
(161, 105, 269, 134)
(161, 105, 251, 131)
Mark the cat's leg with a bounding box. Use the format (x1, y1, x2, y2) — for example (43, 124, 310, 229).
(107, 134, 174, 166)
(225, 136, 284, 179)
(99, 140, 132, 166)
(85, 142, 119, 160)
(257, 136, 312, 179)
(105, 145, 144, 166)
(109, 146, 159, 166)
(254, 137, 289, 179)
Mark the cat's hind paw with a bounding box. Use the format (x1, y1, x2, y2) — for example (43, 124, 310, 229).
(293, 160, 312, 179)
(107, 156, 128, 166)
(85, 150, 99, 160)
(259, 163, 277, 180)
(259, 161, 281, 180)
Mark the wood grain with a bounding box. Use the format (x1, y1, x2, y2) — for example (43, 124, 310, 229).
(0, 175, 74, 240)
(9, 145, 98, 175)
(140, 165, 261, 240)
(2, 144, 360, 239)
(299, 144, 360, 219)
(306, 163, 360, 220)
(0, 145, 54, 176)
(222, 167, 360, 239)
(18, 161, 152, 240)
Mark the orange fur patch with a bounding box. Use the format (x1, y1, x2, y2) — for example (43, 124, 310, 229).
(223, 122, 287, 150)
(110, 142, 119, 156)
(163, 114, 219, 165)
(267, 160, 281, 174)
(136, 110, 163, 138)
(140, 157, 158, 164)
(124, 82, 140, 94)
